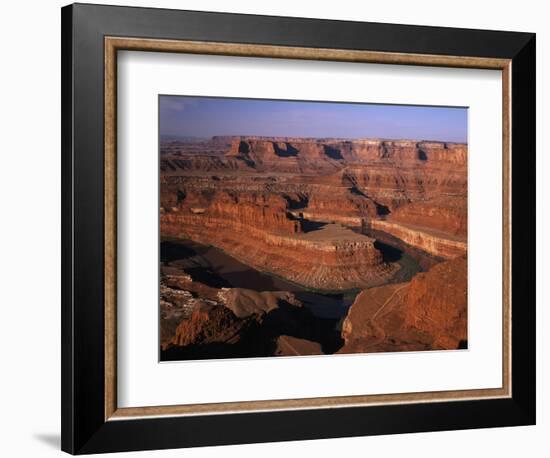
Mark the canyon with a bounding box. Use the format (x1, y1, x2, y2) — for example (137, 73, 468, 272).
(338, 255, 467, 354)
(159, 136, 468, 359)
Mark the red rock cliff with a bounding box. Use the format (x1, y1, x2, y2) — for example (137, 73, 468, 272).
(161, 190, 396, 290)
(339, 255, 467, 353)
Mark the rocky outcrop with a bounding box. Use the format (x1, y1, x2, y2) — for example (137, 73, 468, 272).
(389, 197, 467, 238)
(339, 283, 415, 353)
(369, 220, 466, 259)
(367, 197, 467, 259)
(275, 335, 323, 356)
(338, 256, 467, 354)
(163, 190, 301, 234)
(402, 256, 468, 349)
(161, 135, 467, 241)
(161, 190, 397, 290)
(160, 284, 196, 347)
(171, 302, 252, 347)
(161, 137, 467, 214)
(160, 270, 223, 348)
(226, 138, 343, 174)
(160, 135, 468, 358)
(161, 281, 341, 360)
(162, 137, 467, 176)
(219, 288, 302, 318)
(298, 185, 381, 225)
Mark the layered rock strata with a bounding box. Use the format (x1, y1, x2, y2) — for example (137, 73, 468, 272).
(388, 197, 467, 237)
(369, 220, 466, 259)
(160, 135, 468, 358)
(161, 137, 467, 267)
(161, 272, 338, 360)
(161, 191, 397, 290)
(338, 256, 467, 354)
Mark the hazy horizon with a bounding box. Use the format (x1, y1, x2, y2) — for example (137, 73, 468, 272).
(160, 95, 468, 143)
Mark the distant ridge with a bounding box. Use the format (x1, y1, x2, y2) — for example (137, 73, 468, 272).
(159, 135, 467, 146)
(160, 135, 210, 143)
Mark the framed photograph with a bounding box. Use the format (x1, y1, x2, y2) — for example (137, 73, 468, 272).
(61, 3, 536, 454)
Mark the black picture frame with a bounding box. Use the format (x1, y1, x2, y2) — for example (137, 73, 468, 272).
(61, 3, 536, 454)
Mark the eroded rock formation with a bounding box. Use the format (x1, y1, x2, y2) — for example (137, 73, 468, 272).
(366, 196, 467, 258)
(275, 335, 323, 356)
(160, 135, 468, 358)
(161, 136, 467, 270)
(161, 271, 340, 360)
(369, 220, 466, 259)
(339, 256, 467, 353)
(161, 190, 397, 290)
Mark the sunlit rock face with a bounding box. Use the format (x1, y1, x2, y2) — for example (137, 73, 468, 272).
(159, 136, 468, 358)
(161, 136, 466, 289)
(161, 192, 396, 290)
(339, 256, 467, 354)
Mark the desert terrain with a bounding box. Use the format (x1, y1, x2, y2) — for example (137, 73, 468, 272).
(159, 136, 467, 360)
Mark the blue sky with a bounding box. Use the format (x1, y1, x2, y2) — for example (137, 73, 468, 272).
(160, 95, 467, 143)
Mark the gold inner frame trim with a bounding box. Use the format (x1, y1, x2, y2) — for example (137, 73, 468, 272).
(104, 36, 512, 421)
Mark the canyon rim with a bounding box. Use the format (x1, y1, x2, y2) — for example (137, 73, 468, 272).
(159, 95, 468, 361)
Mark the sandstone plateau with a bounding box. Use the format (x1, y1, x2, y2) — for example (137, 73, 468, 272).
(159, 136, 468, 359)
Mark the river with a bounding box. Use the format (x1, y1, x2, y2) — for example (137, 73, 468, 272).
(161, 230, 426, 320)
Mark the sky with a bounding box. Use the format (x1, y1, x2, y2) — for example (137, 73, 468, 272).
(159, 95, 467, 143)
